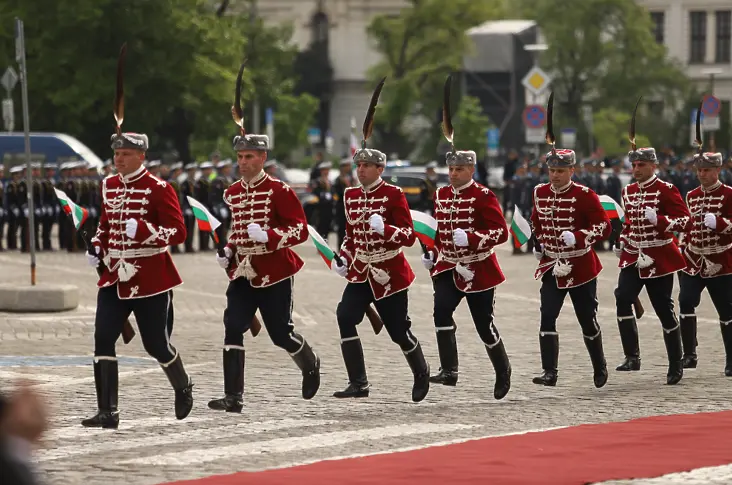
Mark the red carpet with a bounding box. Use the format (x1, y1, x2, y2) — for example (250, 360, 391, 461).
(167, 410, 732, 484)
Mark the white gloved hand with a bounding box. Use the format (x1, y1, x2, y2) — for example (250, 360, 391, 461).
(453, 228, 469, 247)
(331, 255, 348, 278)
(247, 223, 268, 243)
(369, 214, 384, 235)
(645, 207, 657, 225)
(216, 246, 233, 269)
(421, 251, 435, 270)
(533, 243, 544, 261)
(704, 213, 717, 230)
(613, 242, 624, 259)
(560, 231, 576, 247)
(86, 245, 101, 268)
(125, 218, 138, 239)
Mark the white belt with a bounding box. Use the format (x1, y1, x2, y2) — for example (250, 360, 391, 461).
(626, 238, 673, 249)
(355, 248, 401, 263)
(442, 248, 494, 264)
(236, 246, 271, 256)
(544, 247, 591, 259)
(687, 242, 732, 255)
(108, 247, 168, 259)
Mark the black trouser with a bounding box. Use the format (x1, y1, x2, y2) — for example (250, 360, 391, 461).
(20, 215, 40, 252)
(0, 214, 4, 249)
(608, 220, 622, 251)
(336, 282, 418, 352)
(41, 210, 55, 250)
(184, 213, 195, 252)
(94, 286, 177, 363)
(316, 204, 332, 241)
(615, 267, 677, 330)
(224, 276, 304, 353)
(433, 271, 500, 346)
(539, 271, 601, 337)
(679, 273, 732, 322)
(7, 215, 19, 249)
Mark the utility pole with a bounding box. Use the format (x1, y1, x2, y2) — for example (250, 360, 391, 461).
(250, 0, 260, 134)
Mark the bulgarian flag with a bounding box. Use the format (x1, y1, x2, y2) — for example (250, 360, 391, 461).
(307, 224, 336, 267)
(599, 195, 625, 222)
(186, 196, 222, 244)
(350, 117, 359, 157)
(510, 205, 532, 248)
(410, 210, 437, 249)
(54, 188, 88, 229)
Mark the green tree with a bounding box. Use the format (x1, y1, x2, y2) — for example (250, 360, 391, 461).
(448, 95, 494, 159)
(593, 108, 650, 158)
(515, 0, 690, 154)
(366, 0, 505, 157)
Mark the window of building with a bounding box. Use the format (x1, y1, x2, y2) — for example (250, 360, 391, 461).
(650, 12, 665, 44)
(716, 11, 731, 63)
(690, 11, 707, 64)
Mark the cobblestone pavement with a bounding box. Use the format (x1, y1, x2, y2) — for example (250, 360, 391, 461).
(1, 240, 730, 485)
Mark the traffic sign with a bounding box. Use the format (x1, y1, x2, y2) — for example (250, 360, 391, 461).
(560, 128, 576, 149)
(1, 67, 18, 92)
(522, 105, 546, 128)
(486, 128, 500, 156)
(525, 127, 544, 144)
(521, 66, 552, 96)
(701, 95, 721, 117)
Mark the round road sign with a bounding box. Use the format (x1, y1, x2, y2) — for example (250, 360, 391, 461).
(701, 95, 721, 117)
(522, 105, 546, 129)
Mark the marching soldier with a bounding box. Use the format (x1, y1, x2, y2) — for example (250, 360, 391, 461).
(82, 45, 193, 428)
(167, 162, 183, 254)
(41, 164, 59, 251)
(180, 163, 197, 253)
(209, 65, 320, 412)
(194, 161, 214, 250)
(332, 158, 355, 249)
(677, 116, 732, 374)
(210, 160, 234, 244)
(530, 93, 611, 388)
(420, 76, 511, 400)
(330, 78, 431, 402)
(613, 99, 690, 385)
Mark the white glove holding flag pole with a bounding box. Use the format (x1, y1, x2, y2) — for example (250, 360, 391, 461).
(125, 218, 138, 239)
(331, 255, 348, 278)
(306, 224, 348, 277)
(369, 214, 384, 235)
(533, 243, 544, 261)
(86, 245, 101, 268)
(216, 246, 233, 268)
(560, 231, 576, 247)
(613, 242, 624, 258)
(247, 223, 268, 243)
(704, 213, 717, 230)
(421, 251, 434, 270)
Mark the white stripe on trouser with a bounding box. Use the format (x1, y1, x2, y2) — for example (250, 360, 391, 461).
(403, 333, 418, 354)
(485, 323, 501, 349)
(340, 336, 360, 343)
(539, 331, 558, 337)
(680, 313, 696, 318)
(94, 356, 117, 363)
(663, 323, 680, 334)
(162, 291, 175, 358)
(618, 315, 635, 321)
(288, 334, 305, 356)
(583, 329, 601, 340)
(161, 350, 179, 367)
(287, 277, 304, 356)
(224, 345, 245, 351)
(722, 319, 732, 326)
(435, 326, 454, 332)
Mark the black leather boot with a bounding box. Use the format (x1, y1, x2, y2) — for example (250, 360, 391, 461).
(333, 338, 371, 398)
(532, 332, 558, 386)
(290, 338, 320, 400)
(429, 328, 459, 386)
(486, 340, 511, 400)
(616, 318, 641, 371)
(584, 333, 608, 388)
(663, 326, 684, 385)
(208, 347, 245, 413)
(161, 353, 194, 420)
(404, 342, 430, 402)
(721, 322, 732, 377)
(81, 359, 119, 429)
(680, 315, 698, 368)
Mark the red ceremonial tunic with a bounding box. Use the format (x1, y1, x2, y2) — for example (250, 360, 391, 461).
(339, 178, 416, 300)
(618, 175, 689, 278)
(430, 180, 508, 292)
(93, 166, 186, 299)
(223, 171, 307, 287)
(531, 181, 611, 289)
(681, 182, 732, 278)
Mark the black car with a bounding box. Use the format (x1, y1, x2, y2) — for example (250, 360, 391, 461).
(382, 168, 450, 209)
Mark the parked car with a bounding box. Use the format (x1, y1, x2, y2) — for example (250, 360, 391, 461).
(382, 167, 450, 209)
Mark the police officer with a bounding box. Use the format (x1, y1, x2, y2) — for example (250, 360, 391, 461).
(419, 161, 439, 215)
(181, 163, 197, 253)
(194, 161, 214, 250)
(19, 165, 43, 253)
(210, 159, 234, 244)
(332, 158, 355, 249)
(41, 163, 59, 251)
(310, 160, 334, 241)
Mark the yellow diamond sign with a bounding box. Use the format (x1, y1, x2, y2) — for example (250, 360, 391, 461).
(522, 67, 552, 96)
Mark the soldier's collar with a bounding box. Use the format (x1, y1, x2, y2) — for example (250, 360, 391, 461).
(363, 177, 384, 193)
(702, 180, 722, 193)
(241, 169, 265, 188)
(120, 165, 147, 183)
(451, 179, 474, 193)
(638, 174, 657, 189)
(550, 180, 573, 194)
